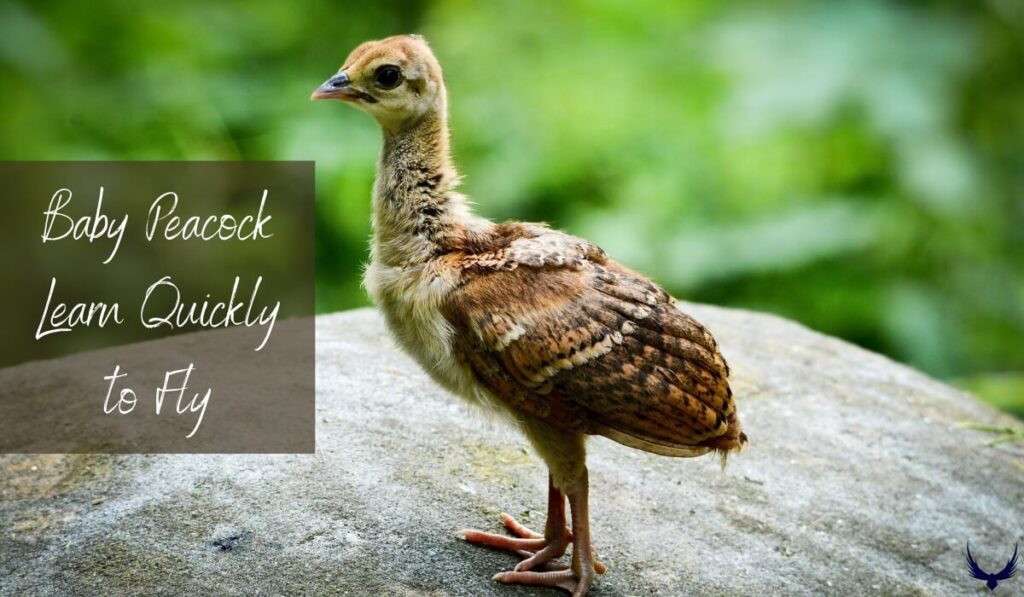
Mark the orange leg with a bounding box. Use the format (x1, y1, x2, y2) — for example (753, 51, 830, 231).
(459, 469, 605, 595)
(459, 475, 570, 566)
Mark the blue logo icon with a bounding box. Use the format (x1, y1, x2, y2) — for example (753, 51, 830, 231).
(966, 543, 1018, 591)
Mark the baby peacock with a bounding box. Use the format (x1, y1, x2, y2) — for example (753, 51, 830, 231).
(313, 35, 747, 596)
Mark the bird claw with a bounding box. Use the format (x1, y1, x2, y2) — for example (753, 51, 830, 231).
(459, 511, 606, 595)
(458, 512, 554, 562)
(498, 512, 604, 572)
(499, 511, 544, 539)
(493, 569, 582, 594)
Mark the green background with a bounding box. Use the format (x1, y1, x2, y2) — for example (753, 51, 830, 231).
(1, 1, 1021, 418)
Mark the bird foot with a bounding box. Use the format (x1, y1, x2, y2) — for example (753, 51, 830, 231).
(459, 512, 564, 569)
(493, 568, 582, 593)
(458, 512, 606, 595)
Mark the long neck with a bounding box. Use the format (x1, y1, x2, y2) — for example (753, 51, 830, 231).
(371, 106, 485, 266)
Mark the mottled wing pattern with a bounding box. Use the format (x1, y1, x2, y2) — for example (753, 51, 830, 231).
(460, 224, 606, 271)
(446, 227, 745, 456)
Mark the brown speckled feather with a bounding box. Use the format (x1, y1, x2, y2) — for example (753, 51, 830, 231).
(444, 224, 747, 458)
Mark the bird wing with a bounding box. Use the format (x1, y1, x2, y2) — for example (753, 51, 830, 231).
(445, 229, 744, 456)
(994, 543, 1019, 581)
(966, 543, 993, 580)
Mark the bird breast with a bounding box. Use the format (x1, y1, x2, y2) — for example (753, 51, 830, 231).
(363, 258, 497, 410)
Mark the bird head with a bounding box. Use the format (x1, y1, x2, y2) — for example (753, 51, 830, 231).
(311, 34, 446, 131)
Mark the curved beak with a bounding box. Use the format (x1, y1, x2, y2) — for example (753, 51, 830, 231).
(311, 71, 355, 101)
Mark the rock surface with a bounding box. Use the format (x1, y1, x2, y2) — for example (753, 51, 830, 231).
(2, 306, 1022, 596)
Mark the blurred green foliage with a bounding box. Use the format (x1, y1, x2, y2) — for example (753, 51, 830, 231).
(1, 1, 1021, 417)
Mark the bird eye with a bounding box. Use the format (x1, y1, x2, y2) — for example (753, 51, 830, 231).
(374, 66, 403, 90)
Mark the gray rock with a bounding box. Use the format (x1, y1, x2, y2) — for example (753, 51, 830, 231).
(1, 306, 1022, 596)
